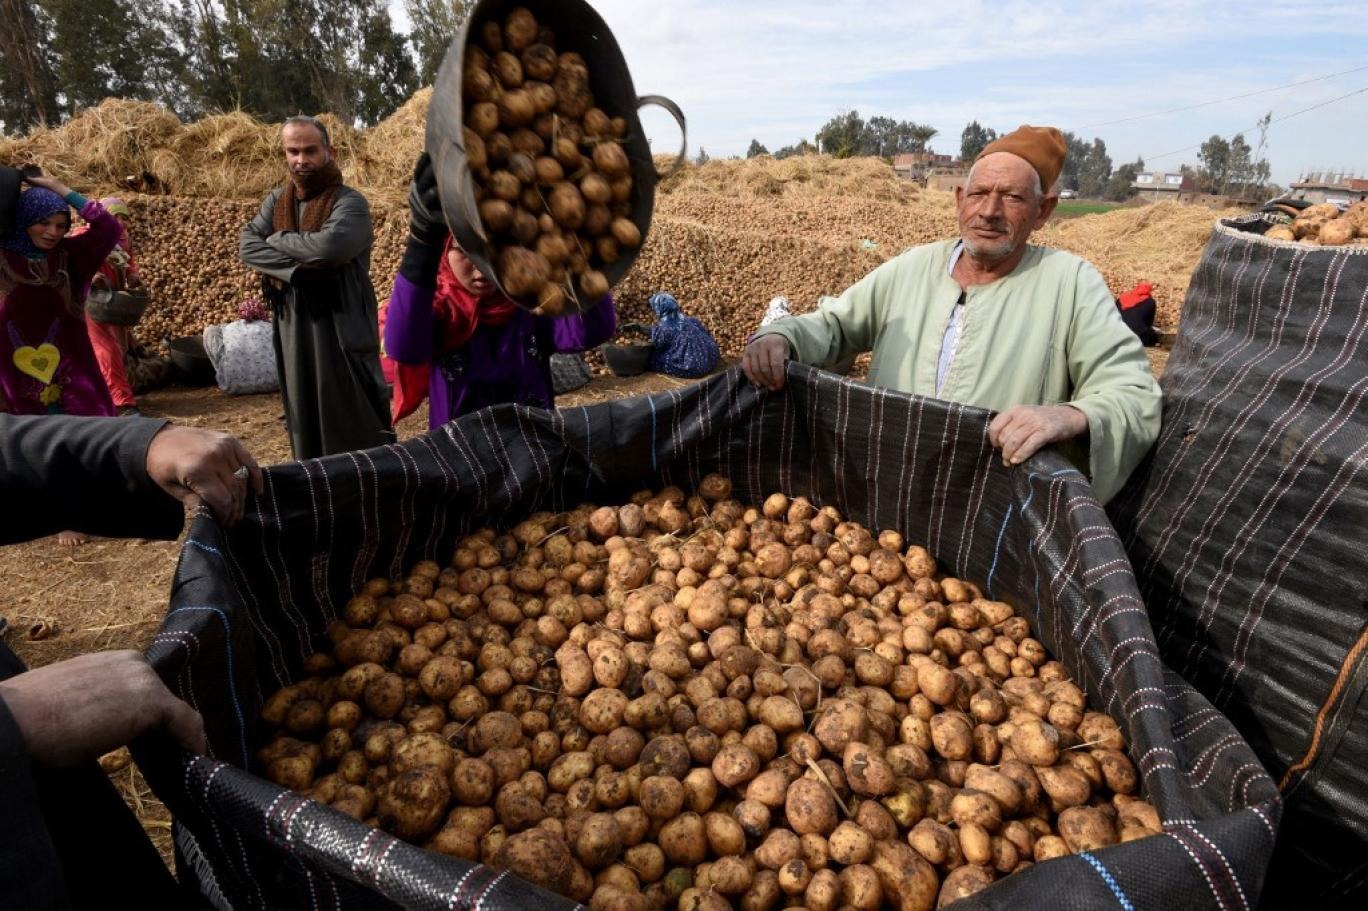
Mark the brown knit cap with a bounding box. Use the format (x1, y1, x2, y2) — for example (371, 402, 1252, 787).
(976, 125, 1067, 192)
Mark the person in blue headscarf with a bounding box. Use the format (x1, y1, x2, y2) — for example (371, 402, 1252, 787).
(647, 292, 720, 378)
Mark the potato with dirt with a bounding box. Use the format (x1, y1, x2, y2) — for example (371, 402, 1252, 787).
(495, 826, 576, 895)
(378, 767, 451, 841)
(252, 479, 1163, 910)
(785, 777, 839, 836)
(455, 6, 638, 309)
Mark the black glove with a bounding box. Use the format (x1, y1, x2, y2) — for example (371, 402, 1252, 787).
(398, 233, 445, 291)
(409, 152, 447, 246)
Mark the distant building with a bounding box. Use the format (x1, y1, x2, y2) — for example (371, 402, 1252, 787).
(1131, 171, 1196, 201)
(893, 152, 958, 181)
(1287, 172, 1368, 205)
(924, 167, 969, 193)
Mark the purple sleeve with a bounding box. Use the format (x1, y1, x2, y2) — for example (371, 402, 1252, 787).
(551, 294, 618, 354)
(66, 202, 122, 291)
(384, 273, 437, 365)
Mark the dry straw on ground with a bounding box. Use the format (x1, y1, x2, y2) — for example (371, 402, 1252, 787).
(657, 153, 920, 204)
(1037, 202, 1242, 329)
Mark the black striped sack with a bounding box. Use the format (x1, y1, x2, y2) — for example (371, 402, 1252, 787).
(1110, 216, 1368, 908)
(143, 364, 1277, 910)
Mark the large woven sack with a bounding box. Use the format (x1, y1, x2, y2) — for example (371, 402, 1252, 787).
(140, 365, 1278, 909)
(204, 320, 279, 395)
(1110, 216, 1368, 907)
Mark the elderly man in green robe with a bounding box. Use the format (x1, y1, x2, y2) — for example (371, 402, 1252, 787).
(239, 115, 393, 459)
(742, 125, 1161, 502)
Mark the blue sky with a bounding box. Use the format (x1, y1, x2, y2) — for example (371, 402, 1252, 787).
(392, 1, 1368, 185)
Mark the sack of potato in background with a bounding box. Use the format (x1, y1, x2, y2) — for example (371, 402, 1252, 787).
(1110, 213, 1368, 908)
(1261, 201, 1368, 246)
(136, 365, 1280, 909)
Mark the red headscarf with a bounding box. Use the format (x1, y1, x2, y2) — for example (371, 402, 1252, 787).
(384, 236, 521, 423)
(1119, 282, 1154, 311)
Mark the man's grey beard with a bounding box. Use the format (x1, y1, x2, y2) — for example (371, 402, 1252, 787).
(962, 234, 1017, 262)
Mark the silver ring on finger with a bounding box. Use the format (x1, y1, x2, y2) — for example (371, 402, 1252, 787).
(233, 466, 249, 481)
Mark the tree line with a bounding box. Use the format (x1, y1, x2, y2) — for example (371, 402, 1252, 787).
(746, 111, 1277, 201)
(0, 0, 477, 133)
(3, 3, 1281, 201)
(745, 110, 938, 162)
(1189, 129, 1273, 199)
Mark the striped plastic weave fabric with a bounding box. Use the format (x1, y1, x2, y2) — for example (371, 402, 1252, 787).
(142, 364, 1277, 909)
(1111, 216, 1368, 907)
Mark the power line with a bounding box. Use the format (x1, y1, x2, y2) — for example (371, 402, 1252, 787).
(1142, 85, 1368, 163)
(1079, 63, 1368, 129)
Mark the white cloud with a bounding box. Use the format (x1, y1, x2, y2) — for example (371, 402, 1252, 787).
(394, 0, 1368, 182)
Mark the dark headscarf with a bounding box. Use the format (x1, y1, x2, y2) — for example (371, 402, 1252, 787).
(0, 188, 70, 258)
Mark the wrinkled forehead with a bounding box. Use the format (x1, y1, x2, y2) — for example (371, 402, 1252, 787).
(967, 153, 1037, 193)
(281, 123, 328, 149)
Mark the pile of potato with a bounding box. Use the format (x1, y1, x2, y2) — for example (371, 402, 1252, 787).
(121, 197, 411, 345)
(460, 7, 641, 315)
(257, 478, 1162, 910)
(1265, 201, 1368, 245)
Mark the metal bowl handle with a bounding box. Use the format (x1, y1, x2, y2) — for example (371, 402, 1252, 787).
(637, 95, 688, 180)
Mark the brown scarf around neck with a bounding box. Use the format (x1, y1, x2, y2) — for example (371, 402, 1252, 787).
(272, 159, 344, 234)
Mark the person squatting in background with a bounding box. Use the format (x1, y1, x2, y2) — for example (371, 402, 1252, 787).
(644, 291, 720, 379)
(382, 154, 616, 427)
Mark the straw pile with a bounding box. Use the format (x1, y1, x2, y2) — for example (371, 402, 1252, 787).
(349, 88, 431, 202)
(1037, 202, 1242, 328)
(657, 154, 921, 204)
(0, 100, 182, 191)
(0, 97, 412, 201)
